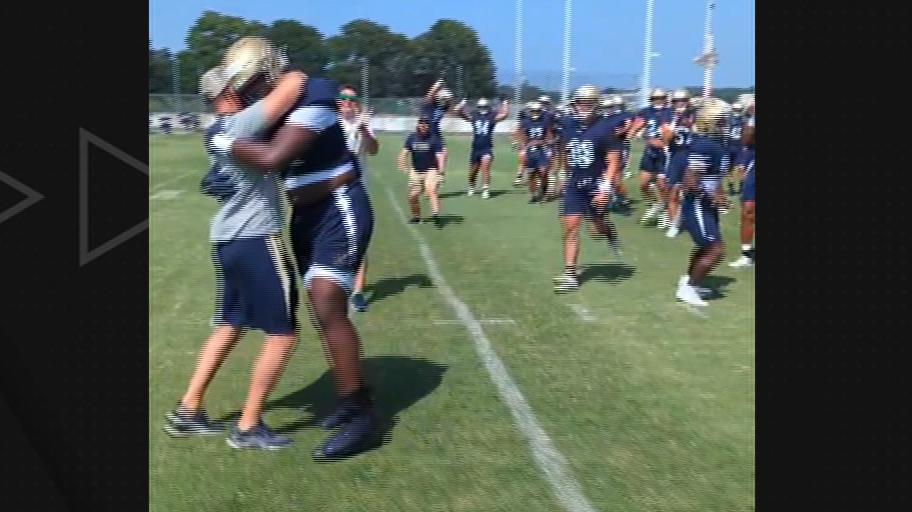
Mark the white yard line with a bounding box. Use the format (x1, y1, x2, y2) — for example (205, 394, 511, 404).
(383, 186, 599, 512)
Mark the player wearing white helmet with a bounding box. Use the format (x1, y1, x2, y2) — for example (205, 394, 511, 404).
(600, 94, 634, 213)
(421, 79, 457, 181)
(455, 97, 510, 199)
(724, 102, 745, 196)
(660, 89, 696, 238)
(553, 85, 624, 292)
(730, 99, 756, 268)
(518, 101, 553, 203)
(512, 101, 535, 185)
(629, 88, 673, 225)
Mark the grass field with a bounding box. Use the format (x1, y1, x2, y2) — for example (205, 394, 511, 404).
(150, 132, 754, 512)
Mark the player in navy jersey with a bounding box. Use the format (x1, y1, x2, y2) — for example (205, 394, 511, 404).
(398, 116, 445, 225)
(730, 103, 756, 268)
(725, 102, 745, 195)
(629, 89, 672, 225)
(519, 101, 554, 203)
(677, 98, 732, 306)
(513, 102, 532, 185)
(599, 94, 634, 213)
(553, 86, 624, 293)
(210, 49, 383, 460)
(661, 89, 697, 238)
(455, 97, 510, 199)
(421, 79, 455, 179)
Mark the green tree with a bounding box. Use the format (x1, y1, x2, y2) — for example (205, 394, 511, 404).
(149, 42, 174, 93)
(326, 19, 412, 97)
(180, 10, 264, 92)
(407, 20, 497, 99)
(266, 19, 328, 74)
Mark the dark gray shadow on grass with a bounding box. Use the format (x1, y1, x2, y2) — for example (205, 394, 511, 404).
(700, 275, 737, 300)
(438, 188, 517, 199)
(367, 273, 433, 304)
(427, 213, 464, 229)
(216, 356, 447, 447)
(578, 263, 636, 285)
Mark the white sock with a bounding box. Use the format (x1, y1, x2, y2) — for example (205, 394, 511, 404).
(741, 244, 752, 252)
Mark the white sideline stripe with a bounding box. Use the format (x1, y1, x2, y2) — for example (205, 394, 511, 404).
(149, 189, 183, 200)
(568, 304, 597, 322)
(151, 173, 189, 193)
(383, 186, 599, 512)
(433, 318, 517, 325)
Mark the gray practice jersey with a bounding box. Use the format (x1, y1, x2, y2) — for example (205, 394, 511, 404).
(205, 101, 284, 242)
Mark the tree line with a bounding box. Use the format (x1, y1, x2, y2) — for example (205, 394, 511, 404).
(150, 11, 498, 99)
(150, 11, 753, 103)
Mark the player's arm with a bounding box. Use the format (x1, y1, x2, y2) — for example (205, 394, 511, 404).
(495, 100, 510, 122)
(226, 104, 337, 171)
(454, 100, 471, 121)
(358, 110, 379, 156)
(742, 117, 755, 146)
(219, 71, 307, 141)
(397, 148, 410, 173)
(628, 114, 646, 137)
(424, 79, 444, 103)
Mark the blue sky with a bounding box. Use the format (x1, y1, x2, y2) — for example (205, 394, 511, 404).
(149, 0, 754, 88)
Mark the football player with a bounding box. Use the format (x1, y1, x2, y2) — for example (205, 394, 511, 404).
(724, 102, 745, 196)
(661, 89, 696, 238)
(629, 89, 672, 225)
(209, 39, 383, 460)
(421, 79, 455, 179)
(730, 100, 756, 268)
(455, 97, 510, 199)
(677, 98, 731, 306)
(398, 116, 445, 225)
(553, 86, 624, 293)
(519, 101, 553, 203)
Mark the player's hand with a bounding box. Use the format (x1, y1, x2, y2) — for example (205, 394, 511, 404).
(456, 99, 467, 110)
(210, 133, 235, 155)
(357, 110, 373, 129)
(712, 190, 731, 209)
(592, 192, 609, 208)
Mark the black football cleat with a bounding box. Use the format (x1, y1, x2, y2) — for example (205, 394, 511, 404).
(317, 387, 372, 431)
(313, 407, 383, 461)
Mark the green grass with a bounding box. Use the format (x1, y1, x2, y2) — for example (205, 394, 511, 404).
(150, 132, 754, 512)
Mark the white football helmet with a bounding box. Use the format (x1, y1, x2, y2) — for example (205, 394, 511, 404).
(436, 88, 454, 105)
(572, 85, 600, 119)
(222, 37, 286, 95)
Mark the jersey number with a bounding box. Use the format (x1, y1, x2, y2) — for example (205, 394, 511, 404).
(528, 126, 544, 139)
(474, 120, 490, 136)
(566, 139, 595, 168)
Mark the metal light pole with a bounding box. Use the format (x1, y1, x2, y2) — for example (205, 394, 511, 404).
(694, 1, 719, 98)
(640, 0, 656, 108)
(172, 54, 181, 112)
(360, 56, 369, 111)
(560, 0, 572, 104)
(514, 0, 523, 106)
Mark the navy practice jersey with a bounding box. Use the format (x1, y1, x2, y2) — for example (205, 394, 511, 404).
(561, 115, 622, 181)
(469, 110, 499, 150)
(636, 106, 672, 140)
(404, 133, 443, 171)
(668, 109, 697, 153)
(728, 114, 744, 148)
(521, 115, 550, 145)
(686, 134, 726, 196)
(421, 102, 449, 138)
(281, 77, 353, 188)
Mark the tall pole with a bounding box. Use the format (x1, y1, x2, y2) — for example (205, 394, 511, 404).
(560, 0, 572, 104)
(172, 53, 181, 113)
(640, 0, 656, 108)
(695, 1, 719, 98)
(360, 57, 369, 111)
(514, 0, 523, 107)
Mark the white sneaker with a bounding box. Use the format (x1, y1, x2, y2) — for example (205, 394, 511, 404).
(657, 211, 670, 230)
(640, 203, 661, 224)
(678, 276, 711, 297)
(623, 170, 633, 180)
(728, 255, 754, 268)
(665, 225, 680, 238)
(467, 187, 475, 196)
(676, 283, 708, 306)
(553, 274, 580, 293)
(481, 189, 490, 199)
